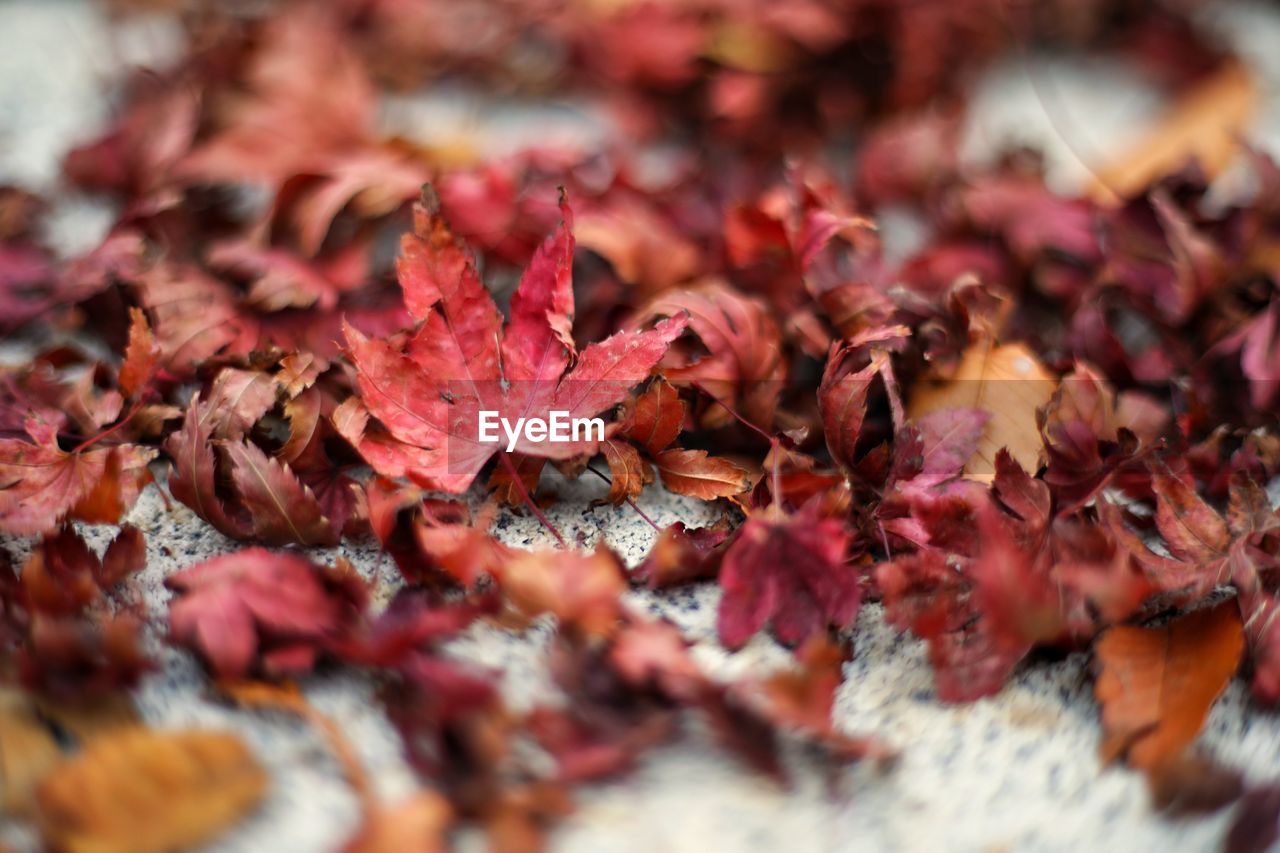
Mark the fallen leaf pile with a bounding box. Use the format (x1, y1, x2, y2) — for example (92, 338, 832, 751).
(3, 0, 1280, 848)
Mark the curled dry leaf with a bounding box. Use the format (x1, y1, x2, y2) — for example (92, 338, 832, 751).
(600, 439, 653, 505)
(620, 376, 685, 456)
(631, 522, 730, 588)
(638, 283, 785, 430)
(222, 438, 339, 546)
(653, 448, 751, 499)
(1094, 600, 1243, 785)
(35, 728, 268, 853)
(165, 387, 345, 547)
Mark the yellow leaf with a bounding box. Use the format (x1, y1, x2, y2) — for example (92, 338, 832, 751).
(705, 22, 796, 73)
(1090, 61, 1256, 203)
(36, 728, 267, 853)
(907, 339, 1057, 480)
(0, 691, 61, 817)
(1, 690, 138, 818)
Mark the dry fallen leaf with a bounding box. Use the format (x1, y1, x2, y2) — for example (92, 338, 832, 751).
(36, 728, 268, 853)
(30, 694, 139, 747)
(907, 339, 1057, 480)
(1094, 600, 1244, 771)
(0, 689, 138, 817)
(1091, 61, 1256, 203)
(0, 691, 62, 817)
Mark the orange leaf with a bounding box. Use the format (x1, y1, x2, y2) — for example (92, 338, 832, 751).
(654, 448, 751, 499)
(1094, 600, 1243, 771)
(621, 377, 685, 456)
(498, 545, 626, 638)
(35, 728, 267, 853)
(1090, 61, 1256, 203)
(906, 339, 1057, 480)
(0, 691, 62, 816)
(118, 307, 159, 399)
(600, 439, 653, 505)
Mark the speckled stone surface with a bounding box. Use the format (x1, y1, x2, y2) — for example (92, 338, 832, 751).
(5, 3, 1280, 852)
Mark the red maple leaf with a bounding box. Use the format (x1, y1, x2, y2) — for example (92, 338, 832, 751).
(337, 189, 687, 494)
(716, 501, 860, 650)
(166, 548, 368, 679)
(0, 418, 155, 536)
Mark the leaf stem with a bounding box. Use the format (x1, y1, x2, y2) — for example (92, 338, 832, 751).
(498, 452, 566, 548)
(690, 382, 774, 444)
(70, 399, 144, 454)
(585, 463, 661, 533)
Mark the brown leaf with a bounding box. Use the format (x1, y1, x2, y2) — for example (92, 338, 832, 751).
(621, 377, 685, 455)
(164, 400, 249, 539)
(1094, 600, 1243, 771)
(223, 439, 339, 546)
(600, 440, 653, 505)
(631, 522, 729, 588)
(907, 339, 1056, 480)
(486, 455, 546, 508)
(1151, 472, 1230, 564)
(35, 728, 267, 853)
(31, 695, 139, 745)
(1091, 61, 1256, 203)
(638, 283, 786, 430)
(98, 524, 146, 588)
(498, 545, 626, 638)
(0, 690, 61, 816)
(653, 449, 750, 499)
(1, 689, 139, 818)
(1146, 752, 1243, 815)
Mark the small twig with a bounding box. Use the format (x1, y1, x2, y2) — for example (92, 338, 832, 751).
(585, 464, 661, 533)
(689, 381, 785, 510)
(224, 682, 373, 812)
(690, 382, 774, 445)
(70, 398, 145, 454)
